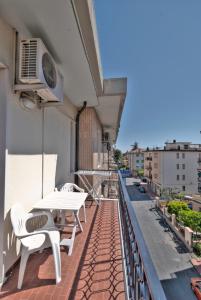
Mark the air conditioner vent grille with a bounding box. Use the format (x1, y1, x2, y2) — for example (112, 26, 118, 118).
(20, 40, 37, 79)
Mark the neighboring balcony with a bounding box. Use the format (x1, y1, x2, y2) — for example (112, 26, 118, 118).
(0, 172, 166, 300)
(145, 165, 152, 171)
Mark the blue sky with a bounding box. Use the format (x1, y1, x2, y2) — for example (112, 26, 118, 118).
(94, 0, 201, 152)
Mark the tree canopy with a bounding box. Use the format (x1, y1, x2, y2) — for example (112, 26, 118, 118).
(114, 149, 122, 165)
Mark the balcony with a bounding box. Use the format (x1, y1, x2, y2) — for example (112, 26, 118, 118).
(145, 165, 152, 171)
(0, 172, 166, 300)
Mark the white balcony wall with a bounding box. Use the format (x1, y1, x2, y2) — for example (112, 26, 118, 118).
(0, 18, 77, 280)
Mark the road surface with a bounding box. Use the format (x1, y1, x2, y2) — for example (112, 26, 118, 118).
(126, 178, 198, 300)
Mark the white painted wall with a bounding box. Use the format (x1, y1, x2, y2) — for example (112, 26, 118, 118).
(0, 17, 77, 281)
(128, 152, 144, 174)
(161, 152, 199, 194)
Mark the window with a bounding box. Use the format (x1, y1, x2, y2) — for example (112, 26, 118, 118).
(182, 153, 185, 159)
(182, 164, 185, 169)
(136, 160, 139, 163)
(182, 186, 186, 191)
(154, 152, 158, 158)
(136, 154, 139, 157)
(176, 153, 179, 159)
(141, 160, 144, 163)
(177, 175, 180, 181)
(182, 175, 185, 180)
(176, 164, 179, 170)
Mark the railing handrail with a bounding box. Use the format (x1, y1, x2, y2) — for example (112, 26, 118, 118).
(118, 171, 167, 300)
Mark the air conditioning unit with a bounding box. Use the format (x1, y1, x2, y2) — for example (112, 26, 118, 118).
(18, 38, 63, 103)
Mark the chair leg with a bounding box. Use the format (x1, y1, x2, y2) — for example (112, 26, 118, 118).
(49, 232, 61, 284)
(17, 247, 29, 289)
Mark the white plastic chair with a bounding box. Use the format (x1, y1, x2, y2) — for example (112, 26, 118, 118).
(55, 183, 86, 223)
(10, 203, 61, 289)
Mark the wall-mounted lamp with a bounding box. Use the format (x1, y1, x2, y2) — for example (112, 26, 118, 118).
(19, 92, 39, 112)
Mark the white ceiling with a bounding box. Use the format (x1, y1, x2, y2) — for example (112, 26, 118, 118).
(0, 0, 99, 107)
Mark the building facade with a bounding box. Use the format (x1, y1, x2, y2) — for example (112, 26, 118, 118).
(127, 148, 144, 176)
(144, 141, 201, 195)
(0, 0, 126, 286)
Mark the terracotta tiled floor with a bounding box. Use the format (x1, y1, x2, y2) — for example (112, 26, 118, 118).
(0, 200, 125, 300)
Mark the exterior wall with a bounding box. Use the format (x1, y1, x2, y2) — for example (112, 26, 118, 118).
(145, 149, 200, 195)
(127, 151, 144, 176)
(162, 151, 199, 194)
(0, 18, 77, 279)
(79, 107, 103, 170)
(144, 151, 161, 194)
(4, 103, 76, 274)
(79, 107, 104, 194)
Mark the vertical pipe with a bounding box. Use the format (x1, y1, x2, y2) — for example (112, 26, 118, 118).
(41, 107, 44, 198)
(75, 101, 87, 184)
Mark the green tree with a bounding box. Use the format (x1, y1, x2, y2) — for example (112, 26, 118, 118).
(137, 168, 144, 177)
(167, 201, 189, 216)
(114, 149, 122, 165)
(131, 141, 138, 150)
(174, 192, 185, 200)
(178, 210, 201, 233)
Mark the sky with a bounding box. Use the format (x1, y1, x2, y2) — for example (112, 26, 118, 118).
(94, 0, 201, 152)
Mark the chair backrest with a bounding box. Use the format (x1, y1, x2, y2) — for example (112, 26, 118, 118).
(10, 203, 27, 237)
(59, 183, 74, 192)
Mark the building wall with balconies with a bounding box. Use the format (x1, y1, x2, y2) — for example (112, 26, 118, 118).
(145, 148, 201, 195)
(127, 149, 144, 176)
(161, 151, 199, 194)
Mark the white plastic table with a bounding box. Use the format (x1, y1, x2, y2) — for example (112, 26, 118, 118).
(74, 170, 112, 204)
(33, 191, 88, 255)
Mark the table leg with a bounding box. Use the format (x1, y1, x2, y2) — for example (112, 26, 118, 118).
(74, 210, 83, 232)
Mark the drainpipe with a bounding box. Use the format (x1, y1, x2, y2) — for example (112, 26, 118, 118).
(75, 101, 87, 184)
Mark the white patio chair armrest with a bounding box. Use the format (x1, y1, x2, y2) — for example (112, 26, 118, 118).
(72, 184, 84, 193)
(20, 228, 58, 239)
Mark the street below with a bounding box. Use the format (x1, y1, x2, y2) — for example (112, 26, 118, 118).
(126, 178, 198, 300)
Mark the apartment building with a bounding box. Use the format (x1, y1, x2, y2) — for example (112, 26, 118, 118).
(144, 140, 201, 195)
(0, 0, 126, 286)
(127, 148, 144, 176)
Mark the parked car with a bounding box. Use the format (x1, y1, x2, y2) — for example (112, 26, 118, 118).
(134, 182, 140, 187)
(139, 186, 146, 193)
(191, 278, 201, 299)
(142, 178, 147, 183)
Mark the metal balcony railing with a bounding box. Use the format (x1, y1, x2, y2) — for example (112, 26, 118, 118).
(118, 171, 167, 300)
